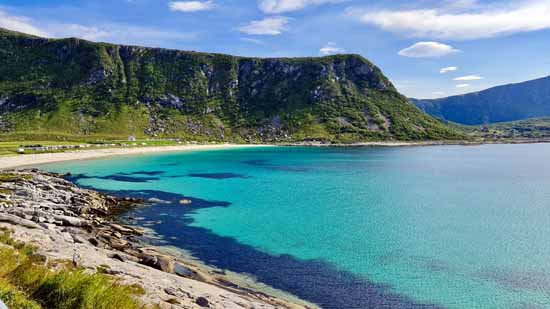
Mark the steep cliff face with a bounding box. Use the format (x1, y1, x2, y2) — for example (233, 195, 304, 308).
(0, 28, 461, 142)
(412, 76, 550, 125)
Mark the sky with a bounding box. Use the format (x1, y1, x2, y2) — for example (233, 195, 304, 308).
(1, 0, 550, 99)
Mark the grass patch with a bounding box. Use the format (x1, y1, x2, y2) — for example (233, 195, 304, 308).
(166, 298, 180, 305)
(0, 188, 14, 195)
(32, 270, 142, 309)
(0, 138, 185, 156)
(0, 174, 21, 183)
(0, 140, 90, 156)
(0, 173, 32, 183)
(460, 117, 550, 141)
(0, 230, 144, 309)
(0, 280, 41, 309)
(0, 229, 36, 256)
(96, 264, 110, 274)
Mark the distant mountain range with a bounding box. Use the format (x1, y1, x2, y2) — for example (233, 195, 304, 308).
(0, 27, 461, 142)
(412, 76, 550, 125)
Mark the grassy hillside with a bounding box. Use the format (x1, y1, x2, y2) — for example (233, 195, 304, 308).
(0, 27, 462, 143)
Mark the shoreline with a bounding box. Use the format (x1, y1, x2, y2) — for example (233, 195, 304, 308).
(0, 144, 270, 170)
(3, 140, 550, 307)
(3, 137, 550, 170)
(0, 170, 312, 308)
(2, 139, 550, 169)
(283, 138, 550, 147)
(132, 227, 315, 308)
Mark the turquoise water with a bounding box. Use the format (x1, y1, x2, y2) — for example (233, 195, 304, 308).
(41, 144, 550, 308)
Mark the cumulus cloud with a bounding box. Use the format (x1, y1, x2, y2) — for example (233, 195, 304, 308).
(0, 10, 49, 37)
(453, 75, 483, 81)
(398, 42, 460, 58)
(456, 84, 470, 88)
(169, 1, 214, 12)
(239, 17, 289, 35)
(258, 0, 346, 14)
(320, 42, 345, 55)
(440, 66, 457, 73)
(354, 0, 550, 40)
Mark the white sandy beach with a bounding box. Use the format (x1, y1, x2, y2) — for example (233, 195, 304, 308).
(0, 144, 268, 170)
(4, 139, 524, 170)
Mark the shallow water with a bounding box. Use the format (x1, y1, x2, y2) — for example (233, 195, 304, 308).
(41, 144, 550, 308)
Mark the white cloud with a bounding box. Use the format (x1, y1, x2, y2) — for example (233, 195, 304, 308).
(456, 84, 470, 88)
(319, 42, 345, 55)
(239, 17, 289, 35)
(453, 75, 483, 81)
(52, 24, 111, 41)
(0, 10, 49, 37)
(169, 1, 214, 12)
(258, 0, 346, 14)
(0, 9, 196, 46)
(354, 0, 550, 40)
(398, 42, 460, 58)
(241, 37, 264, 44)
(432, 91, 446, 96)
(394, 80, 417, 90)
(44, 23, 197, 46)
(442, 0, 480, 11)
(440, 66, 457, 73)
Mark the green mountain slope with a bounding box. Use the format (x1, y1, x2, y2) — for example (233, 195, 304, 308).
(0, 27, 461, 142)
(412, 76, 550, 125)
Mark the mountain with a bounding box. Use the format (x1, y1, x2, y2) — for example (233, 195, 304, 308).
(0, 27, 461, 142)
(412, 76, 550, 125)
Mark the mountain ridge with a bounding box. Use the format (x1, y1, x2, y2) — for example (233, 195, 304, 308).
(0, 27, 461, 142)
(412, 75, 550, 125)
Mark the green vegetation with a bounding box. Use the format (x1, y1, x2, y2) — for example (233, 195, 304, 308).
(0, 140, 85, 156)
(0, 229, 144, 309)
(0, 280, 41, 309)
(0, 188, 13, 195)
(460, 117, 550, 141)
(0, 27, 463, 143)
(0, 139, 184, 156)
(0, 173, 32, 183)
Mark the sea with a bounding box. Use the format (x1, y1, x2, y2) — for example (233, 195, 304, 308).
(40, 144, 550, 308)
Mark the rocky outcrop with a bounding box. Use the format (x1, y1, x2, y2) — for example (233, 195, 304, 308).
(0, 170, 309, 309)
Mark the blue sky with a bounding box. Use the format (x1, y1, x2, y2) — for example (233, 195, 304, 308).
(1, 0, 550, 99)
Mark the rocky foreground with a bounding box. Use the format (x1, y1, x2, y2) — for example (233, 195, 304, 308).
(0, 170, 308, 309)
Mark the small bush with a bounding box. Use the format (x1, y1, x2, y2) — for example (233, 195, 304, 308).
(0, 280, 41, 309)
